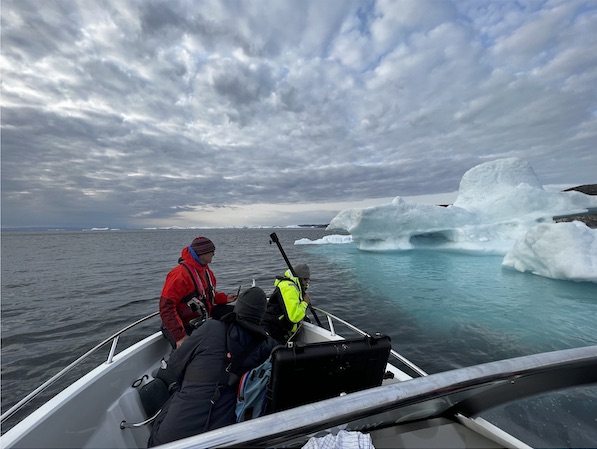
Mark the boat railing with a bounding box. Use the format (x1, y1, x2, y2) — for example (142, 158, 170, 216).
(310, 306, 428, 377)
(0, 311, 161, 425)
(1, 306, 427, 426)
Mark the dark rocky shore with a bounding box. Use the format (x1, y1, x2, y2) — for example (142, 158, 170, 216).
(555, 184, 597, 228)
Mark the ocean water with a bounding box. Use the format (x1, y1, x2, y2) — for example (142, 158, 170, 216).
(1, 228, 596, 446)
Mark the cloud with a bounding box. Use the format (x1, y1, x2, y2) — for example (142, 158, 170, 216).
(1, 0, 596, 228)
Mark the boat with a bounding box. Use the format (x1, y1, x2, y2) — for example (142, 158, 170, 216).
(2, 304, 596, 449)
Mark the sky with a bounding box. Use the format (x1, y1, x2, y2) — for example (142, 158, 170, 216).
(1, 0, 596, 229)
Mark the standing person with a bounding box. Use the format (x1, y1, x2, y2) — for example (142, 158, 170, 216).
(262, 263, 311, 343)
(148, 287, 277, 447)
(159, 236, 237, 349)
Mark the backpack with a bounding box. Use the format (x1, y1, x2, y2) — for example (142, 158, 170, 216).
(137, 364, 180, 418)
(235, 355, 272, 422)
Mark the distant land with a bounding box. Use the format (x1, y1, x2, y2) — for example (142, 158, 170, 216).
(554, 184, 597, 228)
(564, 184, 597, 195)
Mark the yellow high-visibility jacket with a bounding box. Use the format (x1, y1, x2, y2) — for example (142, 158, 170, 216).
(262, 269, 308, 341)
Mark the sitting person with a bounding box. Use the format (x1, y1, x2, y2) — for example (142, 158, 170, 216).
(148, 287, 277, 447)
(159, 236, 237, 349)
(262, 263, 312, 343)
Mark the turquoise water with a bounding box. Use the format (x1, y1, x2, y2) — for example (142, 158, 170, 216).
(305, 244, 596, 369)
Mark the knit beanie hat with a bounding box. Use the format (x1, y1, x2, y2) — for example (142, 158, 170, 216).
(190, 237, 216, 255)
(294, 264, 310, 279)
(234, 287, 267, 324)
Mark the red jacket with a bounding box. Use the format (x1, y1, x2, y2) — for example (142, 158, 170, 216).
(159, 247, 228, 342)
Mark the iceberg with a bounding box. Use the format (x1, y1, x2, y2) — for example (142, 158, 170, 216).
(320, 158, 596, 283)
(502, 221, 596, 283)
(295, 235, 354, 245)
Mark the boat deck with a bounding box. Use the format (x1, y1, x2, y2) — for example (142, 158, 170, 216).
(370, 418, 503, 449)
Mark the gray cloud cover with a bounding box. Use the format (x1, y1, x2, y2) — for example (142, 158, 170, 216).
(2, 0, 596, 228)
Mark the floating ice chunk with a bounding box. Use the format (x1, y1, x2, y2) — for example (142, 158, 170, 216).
(502, 221, 597, 283)
(295, 235, 353, 245)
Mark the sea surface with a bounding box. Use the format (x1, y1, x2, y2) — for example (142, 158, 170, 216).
(1, 228, 596, 446)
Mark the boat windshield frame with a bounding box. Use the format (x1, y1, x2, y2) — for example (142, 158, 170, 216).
(155, 344, 597, 449)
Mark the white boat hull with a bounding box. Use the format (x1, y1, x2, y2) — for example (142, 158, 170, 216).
(2, 332, 170, 449)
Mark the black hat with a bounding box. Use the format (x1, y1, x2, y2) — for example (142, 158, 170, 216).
(233, 287, 268, 336)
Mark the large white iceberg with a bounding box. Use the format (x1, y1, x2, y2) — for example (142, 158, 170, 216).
(322, 158, 597, 283)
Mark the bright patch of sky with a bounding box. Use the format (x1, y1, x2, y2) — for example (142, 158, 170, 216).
(1, 0, 596, 229)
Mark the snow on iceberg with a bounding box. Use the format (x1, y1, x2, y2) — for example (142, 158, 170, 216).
(452, 158, 593, 220)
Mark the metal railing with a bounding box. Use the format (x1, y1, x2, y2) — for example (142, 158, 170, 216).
(1, 305, 427, 426)
(0, 311, 161, 425)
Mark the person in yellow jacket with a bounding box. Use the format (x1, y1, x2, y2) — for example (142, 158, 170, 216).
(262, 264, 311, 342)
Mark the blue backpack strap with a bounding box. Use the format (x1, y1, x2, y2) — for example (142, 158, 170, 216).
(236, 355, 273, 422)
(199, 324, 264, 431)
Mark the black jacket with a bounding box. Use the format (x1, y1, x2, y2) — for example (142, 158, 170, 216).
(148, 317, 276, 446)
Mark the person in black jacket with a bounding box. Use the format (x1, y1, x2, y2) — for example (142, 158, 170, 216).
(148, 287, 277, 447)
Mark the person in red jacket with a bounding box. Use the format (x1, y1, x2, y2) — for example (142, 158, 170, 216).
(159, 237, 237, 349)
